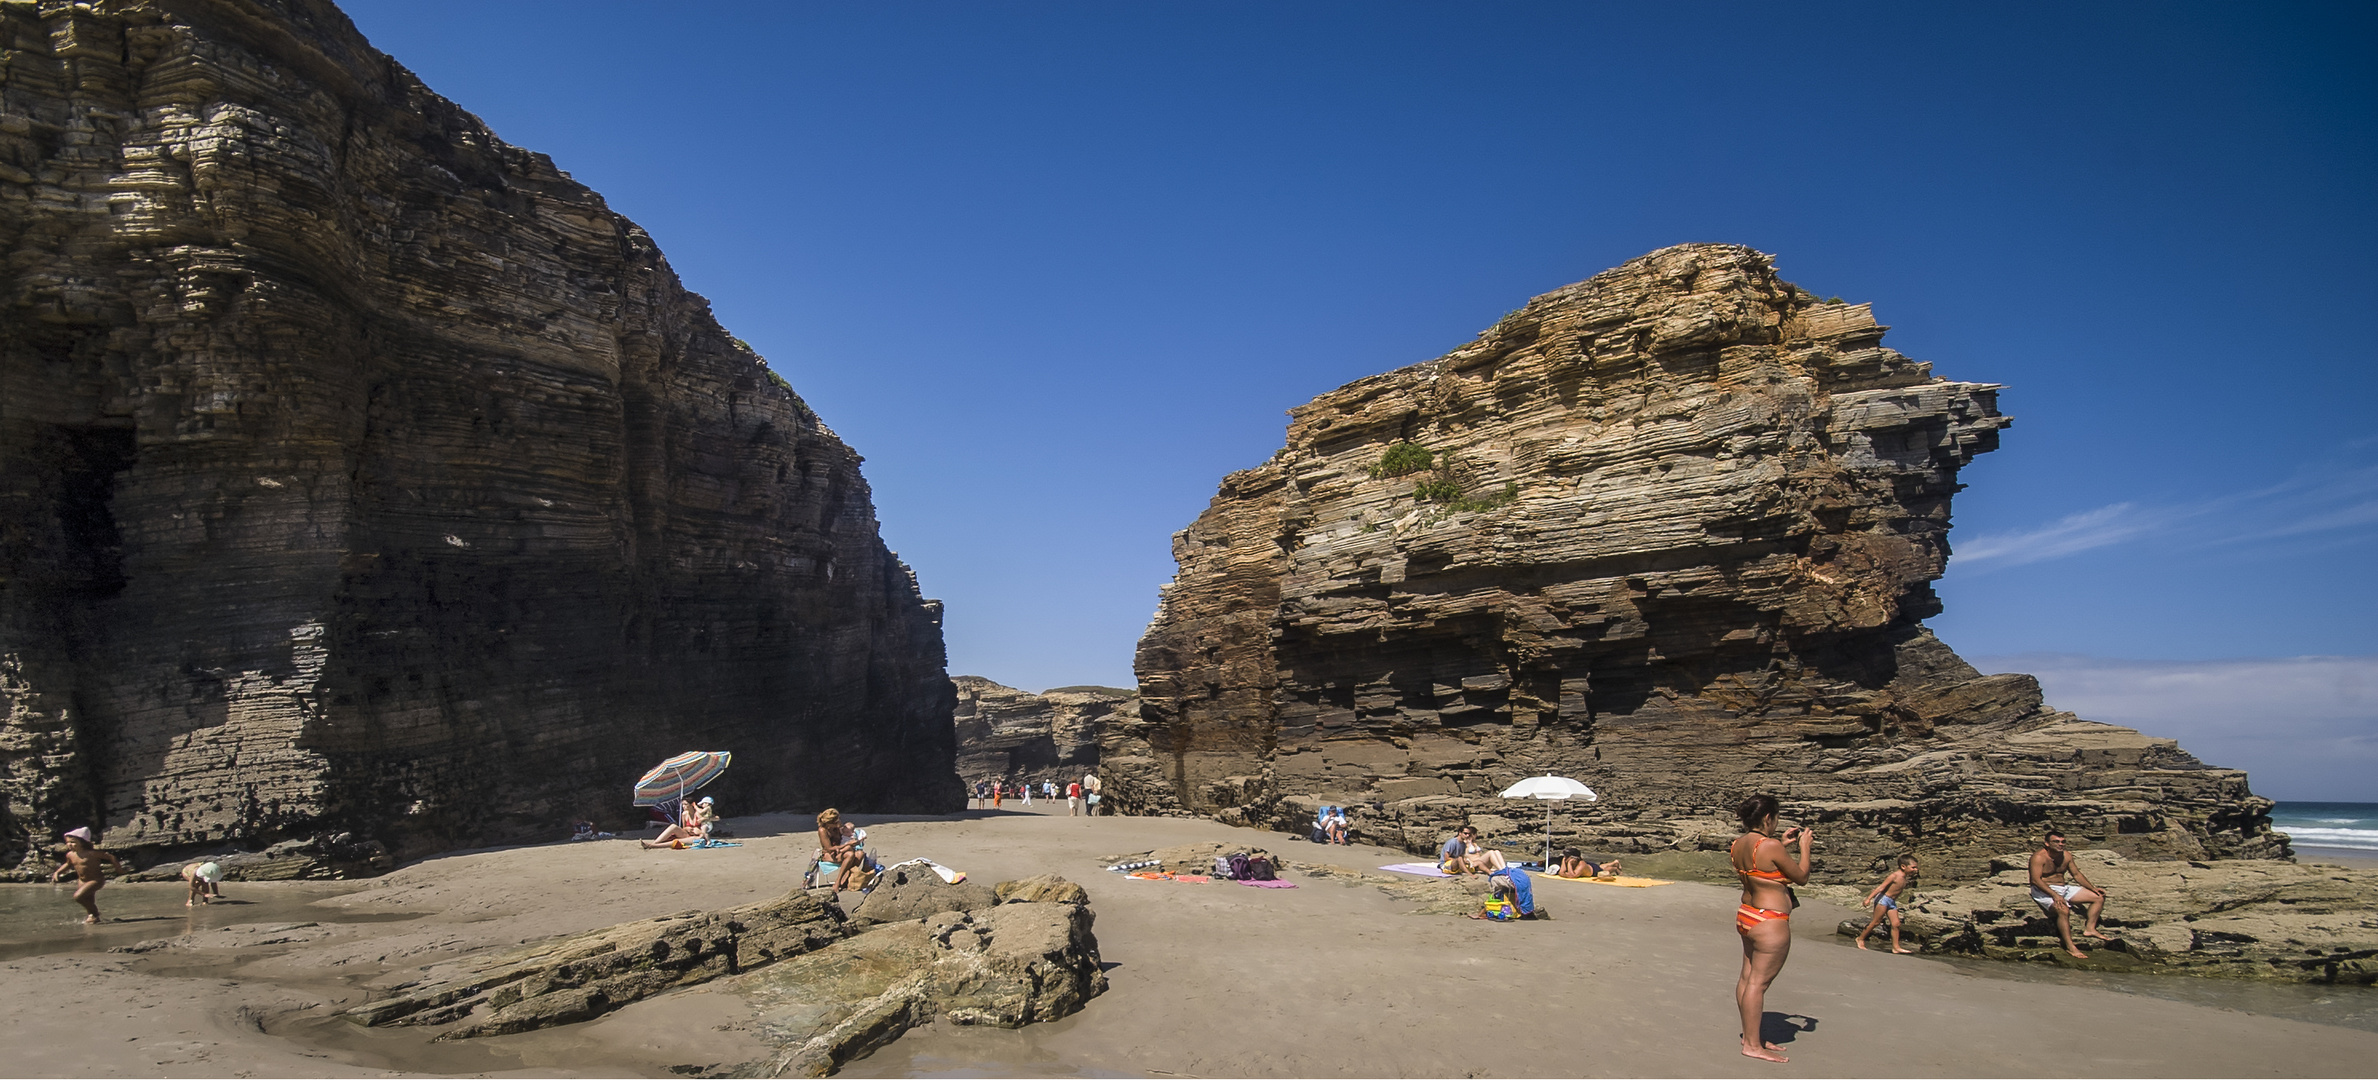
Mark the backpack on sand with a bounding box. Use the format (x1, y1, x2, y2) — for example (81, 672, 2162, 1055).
(1246, 855, 1276, 881)
(1226, 853, 1252, 880)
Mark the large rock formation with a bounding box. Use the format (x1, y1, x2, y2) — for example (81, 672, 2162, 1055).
(0, 0, 959, 876)
(1115, 244, 2284, 882)
(950, 676, 1130, 787)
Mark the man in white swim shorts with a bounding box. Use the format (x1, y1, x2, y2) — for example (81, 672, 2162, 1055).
(2028, 830, 2113, 959)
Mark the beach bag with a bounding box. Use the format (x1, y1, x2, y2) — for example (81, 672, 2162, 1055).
(1226, 853, 1252, 880)
(1246, 855, 1276, 881)
(1212, 855, 1237, 880)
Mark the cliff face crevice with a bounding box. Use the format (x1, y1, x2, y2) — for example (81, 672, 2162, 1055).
(0, 0, 959, 874)
(1117, 244, 2283, 881)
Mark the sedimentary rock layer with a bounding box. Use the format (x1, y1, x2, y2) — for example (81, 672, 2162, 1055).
(950, 676, 1130, 787)
(1115, 243, 2283, 882)
(0, 0, 959, 875)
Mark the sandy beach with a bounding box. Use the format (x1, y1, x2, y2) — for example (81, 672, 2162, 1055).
(3, 808, 2373, 1078)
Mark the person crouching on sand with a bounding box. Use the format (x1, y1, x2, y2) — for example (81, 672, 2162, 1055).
(50, 827, 122, 924)
(1730, 793, 1811, 1064)
(182, 860, 225, 906)
(1854, 855, 1918, 953)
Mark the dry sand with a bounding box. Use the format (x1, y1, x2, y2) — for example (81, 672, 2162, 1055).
(2, 807, 2373, 1078)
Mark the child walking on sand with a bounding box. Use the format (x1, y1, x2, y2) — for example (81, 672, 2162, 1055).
(50, 827, 123, 924)
(1855, 855, 1920, 953)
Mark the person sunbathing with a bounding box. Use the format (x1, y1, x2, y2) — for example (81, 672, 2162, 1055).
(642, 798, 707, 849)
(1555, 849, 1620, 879)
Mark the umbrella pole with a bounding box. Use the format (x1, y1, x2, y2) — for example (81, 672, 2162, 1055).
(1544, 801, 1554, 868)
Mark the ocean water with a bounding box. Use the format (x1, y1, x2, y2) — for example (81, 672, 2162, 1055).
(2271, 801, 2378, 853)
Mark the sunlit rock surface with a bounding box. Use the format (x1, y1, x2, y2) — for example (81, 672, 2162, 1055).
(951, 676, 1131, 787)
(1116, 244, 2284, 882)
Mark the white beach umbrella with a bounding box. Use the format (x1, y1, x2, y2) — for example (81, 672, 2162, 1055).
(1499, 775, 1598, 867)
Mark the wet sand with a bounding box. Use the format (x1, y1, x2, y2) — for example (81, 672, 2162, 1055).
(3, 808, 2374, 1077)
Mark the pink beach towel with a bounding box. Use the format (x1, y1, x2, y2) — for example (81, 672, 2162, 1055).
(1381, 862, 1452, 878)
(1239, 878, 1297, 889)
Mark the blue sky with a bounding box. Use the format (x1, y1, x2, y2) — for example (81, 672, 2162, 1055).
(339, 2, 2377, 800)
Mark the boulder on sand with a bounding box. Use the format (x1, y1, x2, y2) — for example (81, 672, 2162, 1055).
(847, 864, 998, 925)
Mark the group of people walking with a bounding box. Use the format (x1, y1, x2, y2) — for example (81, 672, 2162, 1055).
(971, 773, 1102, 815)
(1728, 793, 2113, 1063)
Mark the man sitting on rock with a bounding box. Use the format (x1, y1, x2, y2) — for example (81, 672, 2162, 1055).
(2029, 830, 2114, 959)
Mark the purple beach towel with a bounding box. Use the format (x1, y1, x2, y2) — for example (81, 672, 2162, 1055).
(1381, 862, 1452, 878)
(1240, 878, 1298, 888)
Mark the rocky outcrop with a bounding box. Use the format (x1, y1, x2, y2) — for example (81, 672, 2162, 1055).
(344, 877, 1107, 1077)
(951, 676, 1130, 786)
(345, 891, 850, 1035)
(0, 0, 959, 876)
(1117, 244, 2283, 883)
(734, 898, 1107, 1077)
(1832, 850, 2378, 984)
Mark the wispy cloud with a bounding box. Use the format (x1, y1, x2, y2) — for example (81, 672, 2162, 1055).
(1970, 652, 2378, 802)
(1952, 459, 2378, 571)
(1950, 503, 2154, 566)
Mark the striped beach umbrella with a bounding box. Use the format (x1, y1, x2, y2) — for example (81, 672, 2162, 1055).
(632, 750, 733, 807)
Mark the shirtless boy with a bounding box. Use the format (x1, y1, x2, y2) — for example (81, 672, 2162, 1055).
(50, 827, 122, 924)
(1854, 855, 1919, 953)
(2029, 830, 2113, 958)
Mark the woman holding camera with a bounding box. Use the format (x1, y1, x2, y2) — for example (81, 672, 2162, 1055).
(1729, 793, 1812, 1063)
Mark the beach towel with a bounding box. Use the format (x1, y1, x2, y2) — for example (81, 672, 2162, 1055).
(688, 839, 741, 849)
(1534, 873, 1668, 887)
(1381, 862, 1453, 878)
(1239, 878, 1297, 889)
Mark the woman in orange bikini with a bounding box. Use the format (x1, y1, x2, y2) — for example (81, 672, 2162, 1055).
(1729, 793, 1812, 1064)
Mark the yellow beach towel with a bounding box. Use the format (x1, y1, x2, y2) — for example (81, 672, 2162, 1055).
(1582, 875, 1670, 888)
(1537, 873, 1672, 888)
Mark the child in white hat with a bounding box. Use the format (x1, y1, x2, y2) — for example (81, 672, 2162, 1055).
(182, 860, 225, 906)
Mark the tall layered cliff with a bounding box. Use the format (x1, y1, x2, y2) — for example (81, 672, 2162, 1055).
(1116, 244, 2284, 881)
(951, 676, 1129, 786)
(0, 0, 960, 875)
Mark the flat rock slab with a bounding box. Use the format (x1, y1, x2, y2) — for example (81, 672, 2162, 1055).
(725, 900, 1106, 1077)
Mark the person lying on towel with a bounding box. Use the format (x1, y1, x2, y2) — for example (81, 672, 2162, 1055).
(1556, 848, 1621, 879)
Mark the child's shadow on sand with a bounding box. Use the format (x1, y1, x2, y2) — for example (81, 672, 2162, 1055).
(1760, 1013, 1818, 1046)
